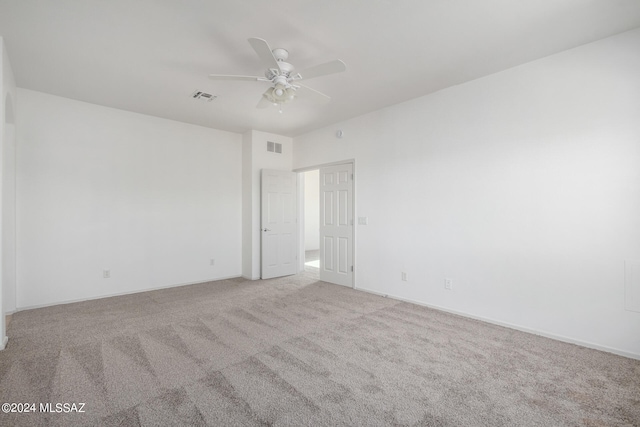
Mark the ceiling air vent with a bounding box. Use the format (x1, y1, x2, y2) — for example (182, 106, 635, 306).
(267, 141, 282, 154)
(191, 91, 217, 102)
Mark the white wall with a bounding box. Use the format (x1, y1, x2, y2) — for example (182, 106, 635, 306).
(304, 169, 319, 251)
(2, 92, 16, 315)
(241, 131, 253, 279)
(16, 89, 242, 309)
(241, 130, 292, 279)
(293, 29, 640, 358)
(1, 37, 17, 349)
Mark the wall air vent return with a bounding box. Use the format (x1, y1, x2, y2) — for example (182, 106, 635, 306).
(267, 141, 282, 154)
(191, 91, 217, 102)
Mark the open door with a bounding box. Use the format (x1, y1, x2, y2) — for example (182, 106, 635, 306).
(261, 169, 298, 279)
(319, 164, 353, 287)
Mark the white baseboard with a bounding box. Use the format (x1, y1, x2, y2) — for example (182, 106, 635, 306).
(355, 286, 640, 361)
(16, 275, 243, 312)
(241, 275, 260, 281)
(0, 336, 8, 351)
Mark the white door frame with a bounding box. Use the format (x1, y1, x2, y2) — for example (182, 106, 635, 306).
(295, 159, 356, 288)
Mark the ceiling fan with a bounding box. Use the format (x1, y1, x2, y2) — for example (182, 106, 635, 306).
(209, 38, 346, 110)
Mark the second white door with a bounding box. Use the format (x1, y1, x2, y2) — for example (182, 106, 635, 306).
(319, 164, 353, 287)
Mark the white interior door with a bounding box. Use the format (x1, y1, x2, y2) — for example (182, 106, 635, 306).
(319, 164, 353, 287)
(261, 169, 297, 279)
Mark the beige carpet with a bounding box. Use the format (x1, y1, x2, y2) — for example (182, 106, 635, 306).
(0, 273, 638, 426)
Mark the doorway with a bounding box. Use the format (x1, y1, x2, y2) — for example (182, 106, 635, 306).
(303, 170, 320, 278)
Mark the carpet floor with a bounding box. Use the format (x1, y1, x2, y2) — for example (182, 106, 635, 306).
(0, 273, 638, 426)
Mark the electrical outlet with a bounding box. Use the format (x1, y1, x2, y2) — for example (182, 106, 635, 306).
(103, 269, 111, 279)
(444, 278, 453, 290)
(401, 272, 408, 281)
(210, 258, 215, 266)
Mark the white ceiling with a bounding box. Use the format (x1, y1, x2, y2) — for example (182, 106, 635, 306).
(1, 1, 640, 137)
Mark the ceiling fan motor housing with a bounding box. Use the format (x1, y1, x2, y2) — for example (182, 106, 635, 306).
(278, 62, 294, 76)
(272, 48, 289, 61)
(265, 61, 293, 80)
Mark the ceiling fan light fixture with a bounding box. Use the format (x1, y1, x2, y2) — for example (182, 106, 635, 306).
(273, 84, 288, 102)
(285, 87, 296, 101)
(264, 83, 295, 105)
(209, 38, 345, 109)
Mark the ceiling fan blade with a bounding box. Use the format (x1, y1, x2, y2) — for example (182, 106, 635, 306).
(256, 93, 272, 109)
(248, 38, 281, 72)
(295, 84, 331, 104)
(295, 59, 346, 81)
(208, 74, 268, 82)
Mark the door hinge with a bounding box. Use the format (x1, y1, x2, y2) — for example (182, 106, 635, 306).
(351, 266, 354, 272)
(351, 173, 354, 180)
